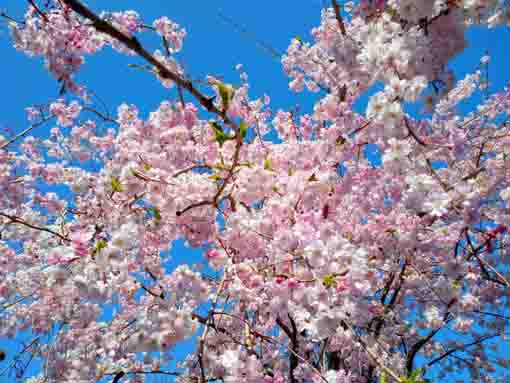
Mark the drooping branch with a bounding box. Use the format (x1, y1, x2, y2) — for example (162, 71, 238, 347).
(60, 0, 239, 132)
(427, 334, 501, 367)
(0, 114, 55, 150)
(0, 212, 70, 242)
(331, 0, 346, 36)
(218, 10, 281, 59)
(82, 106, 118, 124)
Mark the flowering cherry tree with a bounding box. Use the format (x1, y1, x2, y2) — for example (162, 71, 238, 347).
(2, 1, 510, 382)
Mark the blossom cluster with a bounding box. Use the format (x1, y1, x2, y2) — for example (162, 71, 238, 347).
(2, 1, 510, 383)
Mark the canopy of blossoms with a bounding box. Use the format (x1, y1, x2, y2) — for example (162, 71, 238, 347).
(1, 1, 510, 382)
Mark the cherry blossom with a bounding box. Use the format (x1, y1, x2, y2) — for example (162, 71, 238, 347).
(2, 1, 510, 383)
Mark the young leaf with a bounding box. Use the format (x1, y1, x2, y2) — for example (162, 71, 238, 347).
(323, 274, 336, 288)
(409, 368, 425, 382)
(210, 121, 234, 147)
(263, 157, 273, 170)
(217, 83, 234, 111)
(402, 368, 426, 383)
(92, 240, 107, 257)
(336, 136, 346, 146)
(239, 121, 248, 139)
(211, 121, 224, 135)
(147, 207, 162, 223)
(208, 173, 222, 181)
(111, 177, 124, 193)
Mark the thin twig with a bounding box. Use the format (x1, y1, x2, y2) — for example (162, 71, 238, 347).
(218, 10, 281, 59)
(404, 116, 427, 146)
(172, 164, 212, 178)
(0, 114, 55, 150)
(427, 334, 500, 367)
(473, 253, 510, 288)
(82, 106, 118, 124)
(0, 212, 69, 242)
(176, 200, 213, 217)
(347, 120, 371, 136)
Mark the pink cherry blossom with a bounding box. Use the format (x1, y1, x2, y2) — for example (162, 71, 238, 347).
(2, 1, 510, 382)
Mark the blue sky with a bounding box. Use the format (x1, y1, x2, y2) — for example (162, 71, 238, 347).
(1, 1, 510, 382)
(1, 1, 510, 130)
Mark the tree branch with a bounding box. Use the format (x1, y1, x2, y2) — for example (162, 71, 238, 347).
(0, 212, 69, 242)
(331, 0, 346, 35)
(276, 315, 299, 383)
(27, 0, 48, 21)
(0, 114, 55, 150)
(427, 334, 499, 367)
(60, 0, 239, 132)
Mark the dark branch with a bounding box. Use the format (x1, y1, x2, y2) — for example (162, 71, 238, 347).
(427, 334, 499, 367)
(0, 212, 70, 242)
(331, 0, 346, 35)
(276, 315, 299, 383)
(60, 0, 239, 132)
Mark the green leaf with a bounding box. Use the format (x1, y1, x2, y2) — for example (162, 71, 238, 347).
(323, 274, 336, 288)
(263, 157, 273, 171)
(380, 371, 387, 383)
(217, 83, 234, 111)
(111, 177, 124, 193)
(211, 121, 224, 135)
(130, 169, 148, 181)
(208, 173, 222, 181)
(308, 173, 318, 182)
(146, 207, 162, 223)
(92, 240, 107, 257)
(402, 368, 426, 383)
(239, 121, 248, 139)
(210, 121, 234, 147)
(409, 368, 425, 381)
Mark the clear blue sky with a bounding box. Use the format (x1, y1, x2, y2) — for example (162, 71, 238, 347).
(1, 1, 510, 382)
(1, 1, 510, 130)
